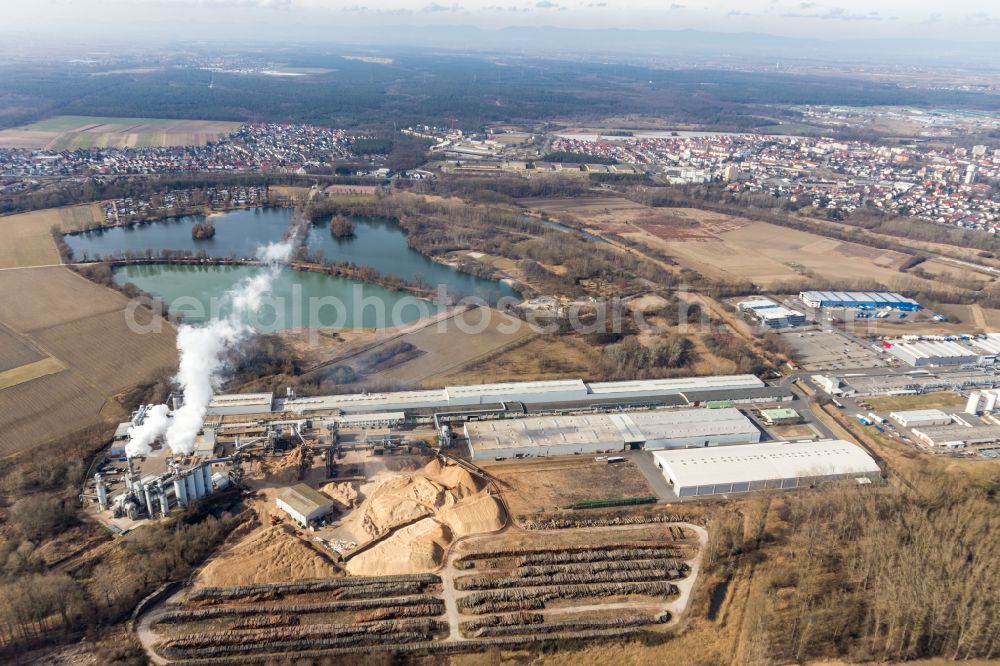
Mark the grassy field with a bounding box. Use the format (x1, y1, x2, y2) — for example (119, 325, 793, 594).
(866, 391, 967, 412)
(0, 204, 104, 268)
(0, 265, 176, 456)
(0, 115, 240, 150)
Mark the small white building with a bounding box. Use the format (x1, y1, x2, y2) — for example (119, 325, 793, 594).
(889, 409, 952, 428)
(275, 484, 335, 526)
(654, 439, 881, 497)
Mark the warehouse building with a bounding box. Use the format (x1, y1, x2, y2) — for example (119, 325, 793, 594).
(681, 386, 795, 405)
(799, 291, 921, 311)
(464, 407, 761, 460)
(911, 423, 1000, 448)
(757, 306, 807, 329)
(882, 339, 982, 367)
(737, 297, 781, 313)
(653, 439, 881, 497)
(889, 409, 953, 428)
(736, 297, 806, 328)
(275, 484, 335, 526)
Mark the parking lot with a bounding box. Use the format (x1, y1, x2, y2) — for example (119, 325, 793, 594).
(780, 329, 891, 371)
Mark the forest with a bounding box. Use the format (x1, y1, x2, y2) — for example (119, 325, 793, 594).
(2, 48, 1000, 132)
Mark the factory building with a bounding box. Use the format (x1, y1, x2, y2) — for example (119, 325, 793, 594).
(882, 339, 982, 367)
(276, 484, 335, 526)
(268, 375, 768, 415)
(104, 461, 218, 521)
(328, 412, 406, 429)
(799, 291, 921, 311)
(464, 407, 761, 460)
(889, 409, 953, 428)
(653, 439, 881, 497)
(207, 392, 275, 416)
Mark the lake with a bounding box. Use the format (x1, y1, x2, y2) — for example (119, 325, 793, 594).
(113, 264, 439, 332)
(69, 207, 518, 308)
(66, 207, 293, 260)
(305, 215, 519, 303)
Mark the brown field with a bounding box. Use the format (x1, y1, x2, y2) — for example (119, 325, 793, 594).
(523, 197, 955, 291)
(0, 266, 128, 330)
(439, 333, 595, 385)
(0, 265, 176, 456)
(0, 116, 240, 150)
(0, 322, 44, 372)
(914, 258, 991, 288)
(0, 204, 104, 269)
(484, 458, 655, 516)
(360, 307, 538, 387)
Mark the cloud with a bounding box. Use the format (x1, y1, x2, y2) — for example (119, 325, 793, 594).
(727, 9, 752, 17)
(964, 12, 999, 27)
(421, 2, 462, 12)
(783, 6, 889, 21)
(535, 0, 561, 8)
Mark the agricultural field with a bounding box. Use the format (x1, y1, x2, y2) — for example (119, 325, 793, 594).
(0, 322, 44, 373)
(0, 357, 67, 392)
(485, 458, 655, 516)
(0, 370, 110, 456)
(0, 115, 240, 150)
(0, 204, 103, 269)
(0, 265, 176, 455)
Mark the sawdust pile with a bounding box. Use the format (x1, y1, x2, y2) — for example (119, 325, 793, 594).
(344, 460, 504, 575)
(346, 518, 450, 575)
(196, 524, 340, 587)
(248, 447, 308, 484)
(320, 481, 359, 510)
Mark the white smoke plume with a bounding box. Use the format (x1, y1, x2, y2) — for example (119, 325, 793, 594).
(125, 239, 294, 458)
(125, 404, 171, 457)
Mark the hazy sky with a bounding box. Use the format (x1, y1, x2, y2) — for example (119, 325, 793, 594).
(4, 0, 999, 42)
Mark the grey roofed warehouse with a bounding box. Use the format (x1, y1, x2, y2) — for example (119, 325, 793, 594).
(654, 439, 881, 497)
(464, 407, 761, 460)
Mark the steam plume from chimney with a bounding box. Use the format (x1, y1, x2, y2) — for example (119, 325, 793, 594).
(125, 238, 294, 458)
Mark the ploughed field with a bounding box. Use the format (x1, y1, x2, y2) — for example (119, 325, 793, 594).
(0, 115, 240, 150)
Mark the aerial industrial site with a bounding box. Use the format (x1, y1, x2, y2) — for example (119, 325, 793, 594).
(1, 5, 999, 665)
